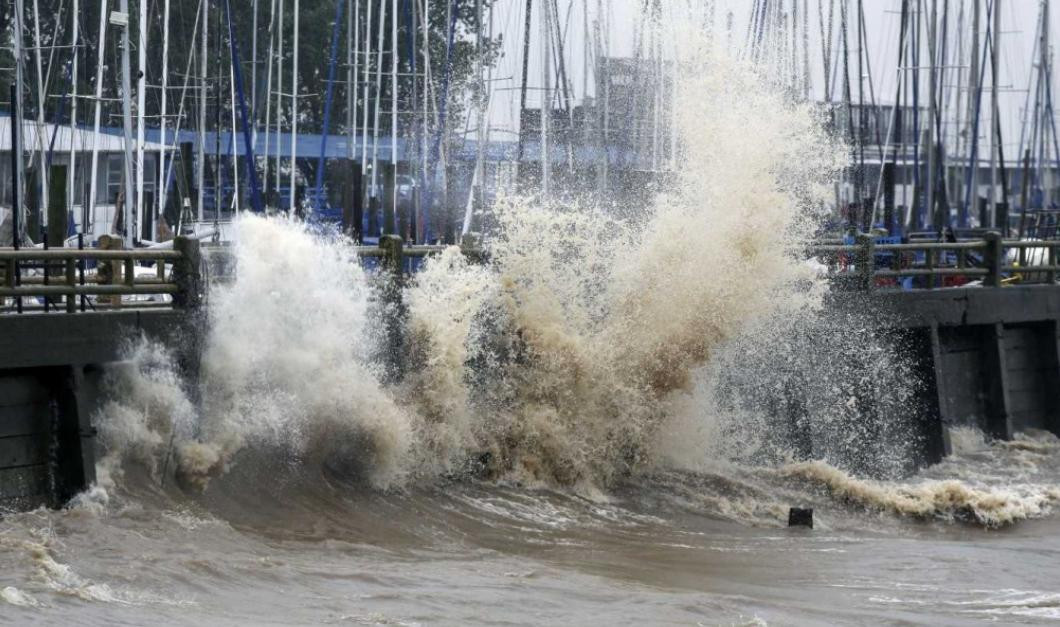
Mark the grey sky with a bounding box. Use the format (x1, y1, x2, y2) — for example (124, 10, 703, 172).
(481, 0, 1056, 155)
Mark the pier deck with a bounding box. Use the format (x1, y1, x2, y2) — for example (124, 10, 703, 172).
(0, 233, 1059, 509)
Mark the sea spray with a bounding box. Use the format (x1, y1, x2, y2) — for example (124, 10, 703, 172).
(181, 216, 415, 489)
(400, 46, 845, 485)
(84, 34, 1060, 529)
(780, 459, 1060, 527)
(94, 42, 846, 491)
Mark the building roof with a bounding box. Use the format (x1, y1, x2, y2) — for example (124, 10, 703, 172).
(0, 114, 167, 153)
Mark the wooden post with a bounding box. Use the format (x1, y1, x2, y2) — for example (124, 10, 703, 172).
(124, 257, 135, 288)
(984, 231, 1003, 288)
(461, 232, 486, 265)
(383, 163, 396, 235)
(855, 233, 875, 291)
(379, 234, 405, 381)
(352, 162, 363, 243)
(46, 165, 68, 250)
(1048, 244, 1057, 285)
(96, 234, 123, 306)
(64, 258, 76, 313)
(172, 236, 202, 310)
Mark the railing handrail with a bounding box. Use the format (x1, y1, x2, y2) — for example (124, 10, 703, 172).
(809, 232, 1060, 289)
(0, 248, 182, 261)
(0, 236, 201, 314)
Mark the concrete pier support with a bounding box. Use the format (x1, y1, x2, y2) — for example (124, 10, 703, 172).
(984, 323, 1014, 440)
(0, 366, 98, 510)
(844, 285, 1060, 466)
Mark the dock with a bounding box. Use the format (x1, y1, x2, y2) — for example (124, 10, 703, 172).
(0, 232, 1058, 509)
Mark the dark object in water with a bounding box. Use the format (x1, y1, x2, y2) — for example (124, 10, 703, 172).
(789, 507, 813, 528)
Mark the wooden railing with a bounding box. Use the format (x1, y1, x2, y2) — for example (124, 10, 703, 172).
(0, 237, 202, 313)
(809, 232, 1060, 290)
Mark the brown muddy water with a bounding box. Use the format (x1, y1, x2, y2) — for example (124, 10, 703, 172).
(5, 38, 1058, 626)
(3, 429, 1060, 626)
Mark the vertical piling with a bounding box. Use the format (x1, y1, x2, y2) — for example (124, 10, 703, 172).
(984, 231, 1003, 288)
(983, 322, 1013, 440)
(47, 165, 67, 251)
(171, 236, 203, 310)
(96, 235, 123, 307)
(383, 164, 396, 235)
(855, 233, 875, 291)
(379, 234, 405, 381)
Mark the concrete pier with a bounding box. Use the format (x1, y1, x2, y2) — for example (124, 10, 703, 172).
(0, 239, 200, 510)
(857, 285, 1060, 459)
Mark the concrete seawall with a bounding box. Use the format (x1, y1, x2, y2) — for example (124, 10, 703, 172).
(2, 282, 1059, 509)
(841, 285, 1060, 463)
(0, 311, 185, 510)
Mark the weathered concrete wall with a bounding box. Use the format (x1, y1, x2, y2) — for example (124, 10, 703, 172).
(0, 310, 187, 510)
(841, 285, 1060, 461)
(0, 311, 185, 370)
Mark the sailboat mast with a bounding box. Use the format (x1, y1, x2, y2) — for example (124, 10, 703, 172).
(13, 0, 25, 239)
(158, 0, 171, 233)
(69, 0, 79, 234)
(392, 0, 399, 227)
(516, 0, 532, 170)
(371, 0, 388, 211)
(87, 0, 108, 238)
(541, 0, 550, 197)
(198, 0, 209, 222)
(119, 0, 136, 242)
(252, 0, 259, 128)
(290, 0, 299, 214)
(968, 0, 980, 217)
(274, 0, 284, 203)
(989, 0, 1000, 224)
(927, 0, 937, 229)
(31, 0, 48, 223)
(361, 0, 373, 180)
(348, 0, 359, 162)
(952, 0, 965, 211)
(263, 0, 277, 198)
(420, 0, 430, 240)
(474, 0, 485, 218)
(230, 44, 240, 211)
(136, 0, 148, 239)
(1043, 0, 1052, 208)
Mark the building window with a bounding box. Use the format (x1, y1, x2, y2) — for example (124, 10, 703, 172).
(106, 154, 123, 204)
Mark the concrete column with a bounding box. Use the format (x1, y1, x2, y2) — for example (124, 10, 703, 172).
(923, 325, 951, 460)
(46, 366, 95, 504)
(1047, 320, 1060, 435)
(983, 323, 1013, 440)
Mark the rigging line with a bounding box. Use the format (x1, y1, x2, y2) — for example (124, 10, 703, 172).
(159, 0, 204, 227)
(223, 0, 264, 213)
(1014, 5, 1043, 174)
(962, 0, 994, 213)
(314, 0, 347, 211)
(870, 0, 910, 228)
(855, 0, 884, 164)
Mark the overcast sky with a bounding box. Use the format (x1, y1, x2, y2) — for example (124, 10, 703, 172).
(480, 0, 1057, 153)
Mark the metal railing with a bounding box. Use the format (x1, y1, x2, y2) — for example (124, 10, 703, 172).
(809, 232, 1060, 290)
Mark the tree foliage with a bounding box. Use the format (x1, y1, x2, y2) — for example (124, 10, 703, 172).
(2, 0, 502, 142)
